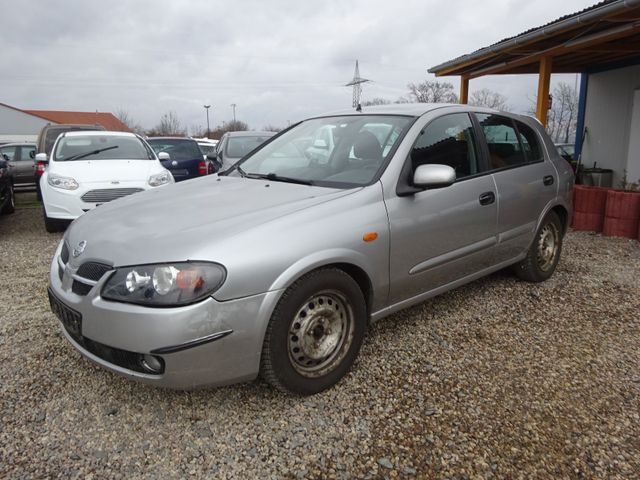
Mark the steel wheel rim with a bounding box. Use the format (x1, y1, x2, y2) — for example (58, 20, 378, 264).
(536, 222, 559, 272)
(288, 290, 354, 378)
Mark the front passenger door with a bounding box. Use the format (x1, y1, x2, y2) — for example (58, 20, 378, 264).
(386, 113, 498, 304)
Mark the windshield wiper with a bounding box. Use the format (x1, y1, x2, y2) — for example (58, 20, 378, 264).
(244, 172, 313, 186)
(64, 146, 119, 161)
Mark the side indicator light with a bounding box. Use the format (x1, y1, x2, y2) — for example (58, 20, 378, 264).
(363, 232, 378, 242)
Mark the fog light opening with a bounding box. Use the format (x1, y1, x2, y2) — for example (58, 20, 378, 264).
(140, 354, 164, 374)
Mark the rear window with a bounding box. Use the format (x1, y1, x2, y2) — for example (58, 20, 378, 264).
(148, 139, 202, 160)
(225, 136, 271, 158)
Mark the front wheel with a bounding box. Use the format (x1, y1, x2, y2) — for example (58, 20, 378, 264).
(512, 211, 563, 282)
(260, 268, 367, 395)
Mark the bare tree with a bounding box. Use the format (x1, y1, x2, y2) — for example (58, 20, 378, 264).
(549, 82, 579, 144)
(362, 97, 392, 107)
(528, 82, 579, 143)
(151, 111, 185, 136)
(114, 108, 144, 134)
(406, 80, 458, 103)
(469, 88, 509, 110)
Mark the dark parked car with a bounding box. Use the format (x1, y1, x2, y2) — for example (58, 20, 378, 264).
(147, 137, 216, 181)
(35, 124, 106, 200)
(0, 142, 37, 189)
(215, 131, 276, 170)
(0, 158, 15, 215)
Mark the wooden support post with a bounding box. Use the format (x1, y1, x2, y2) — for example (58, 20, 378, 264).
(460, 76, 469, 104)
(536, 57, 552, 127)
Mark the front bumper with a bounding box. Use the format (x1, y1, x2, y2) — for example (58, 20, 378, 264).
(41, 181, 150, 220)
(48, 242, 283, 389)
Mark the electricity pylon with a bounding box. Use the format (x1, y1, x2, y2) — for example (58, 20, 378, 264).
(345, 60, 370, 111)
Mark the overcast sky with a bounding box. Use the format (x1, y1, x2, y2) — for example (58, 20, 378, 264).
(1, 0, 591, 132)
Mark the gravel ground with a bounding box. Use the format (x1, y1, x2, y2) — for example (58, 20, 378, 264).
(1, 193, 639, 479)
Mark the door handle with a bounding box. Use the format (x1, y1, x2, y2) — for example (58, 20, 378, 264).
(543, 175, 554, 186)
(479, 191, 495, 206)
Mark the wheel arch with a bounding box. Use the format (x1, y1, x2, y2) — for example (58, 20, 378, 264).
(268, 249, 378, 320)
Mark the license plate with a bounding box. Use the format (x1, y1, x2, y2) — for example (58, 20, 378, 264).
(48, 288, 82, 342)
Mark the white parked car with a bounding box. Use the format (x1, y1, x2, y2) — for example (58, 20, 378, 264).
(40, 131, 173, 232)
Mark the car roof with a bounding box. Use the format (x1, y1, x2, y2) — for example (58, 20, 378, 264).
(63, 130, 138, 138)
(0, 142, 36, 147)
(225, 131, 276, 137)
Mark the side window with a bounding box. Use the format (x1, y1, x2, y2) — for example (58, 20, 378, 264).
(20, 145, 36, 161)
(411, 113, 479, 179)
(515, 121, 543, 163)
(476, 114, 526, 169)
(0, 146, 17, 161)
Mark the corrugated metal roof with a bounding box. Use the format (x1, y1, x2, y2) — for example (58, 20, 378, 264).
(429, 0, 633, 74)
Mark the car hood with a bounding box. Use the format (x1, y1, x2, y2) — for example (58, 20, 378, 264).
(66, 175, 356, 267)
(50, 160, 161, 183)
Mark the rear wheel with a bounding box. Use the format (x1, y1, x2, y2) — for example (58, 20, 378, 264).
(260, 268, 367, 395)
(512, 211, 563, 282)
(1, 183, 15, 214)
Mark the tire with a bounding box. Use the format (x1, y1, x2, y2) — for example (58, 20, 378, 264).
(512, 211, 563, 283)
(260, 268, 367, 395)
(43, 205, 66, 233)
(1, 183, 15, 215)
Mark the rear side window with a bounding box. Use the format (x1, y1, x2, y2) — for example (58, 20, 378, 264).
(410, 113, 479, 179)
(515, 121, 543, 163)
(476, 114, 526, 169)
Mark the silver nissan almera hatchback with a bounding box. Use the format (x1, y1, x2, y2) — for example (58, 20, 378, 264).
(48, 104, 573, 395)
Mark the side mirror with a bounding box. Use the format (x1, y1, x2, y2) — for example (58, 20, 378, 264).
(35, 153, 48, 163)
(158, 152, 170, 161)
(413, 164, 456, 189)
(206, 152, 219, 161)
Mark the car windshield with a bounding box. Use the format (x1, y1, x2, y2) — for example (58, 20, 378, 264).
(148, 139, 202, 160)
(53, 135, 155, 161)
(225, 135, 273, 159)
(230, 115, 413, 187)
(198, 143, 217, 155)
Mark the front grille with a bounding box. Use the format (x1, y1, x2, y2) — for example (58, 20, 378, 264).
(81, 188, 143, 203)
(61, 242, 69, 264)
(72, 262, 112, 297)
(77, 262, 112, 281)
(72, 281, 93, 296)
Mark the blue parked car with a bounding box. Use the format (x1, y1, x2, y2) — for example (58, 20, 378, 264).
(147, 137, 216, 182)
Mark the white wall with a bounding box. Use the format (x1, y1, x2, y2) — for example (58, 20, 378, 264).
(0, 104, 51, 141)
(582, 64, 640, 187)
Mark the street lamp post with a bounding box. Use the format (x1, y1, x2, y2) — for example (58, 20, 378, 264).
(203, 104, 211, 138)
(230, 103, 237, 124)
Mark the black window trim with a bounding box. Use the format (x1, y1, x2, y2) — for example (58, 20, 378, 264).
(472, 113, 546, 175)
(396, 112, 488, 197)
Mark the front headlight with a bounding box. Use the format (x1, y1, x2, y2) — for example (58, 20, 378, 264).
(102, 262, 226, 307)
(48, 174, 79, 190)
(148, 170, 174, 187)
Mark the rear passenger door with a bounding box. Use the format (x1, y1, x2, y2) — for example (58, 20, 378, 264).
(475, 114, 557, 263)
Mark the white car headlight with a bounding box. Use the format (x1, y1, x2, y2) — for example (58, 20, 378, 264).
(148, 170, 174, 187)
(48, 174, 79, 190)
